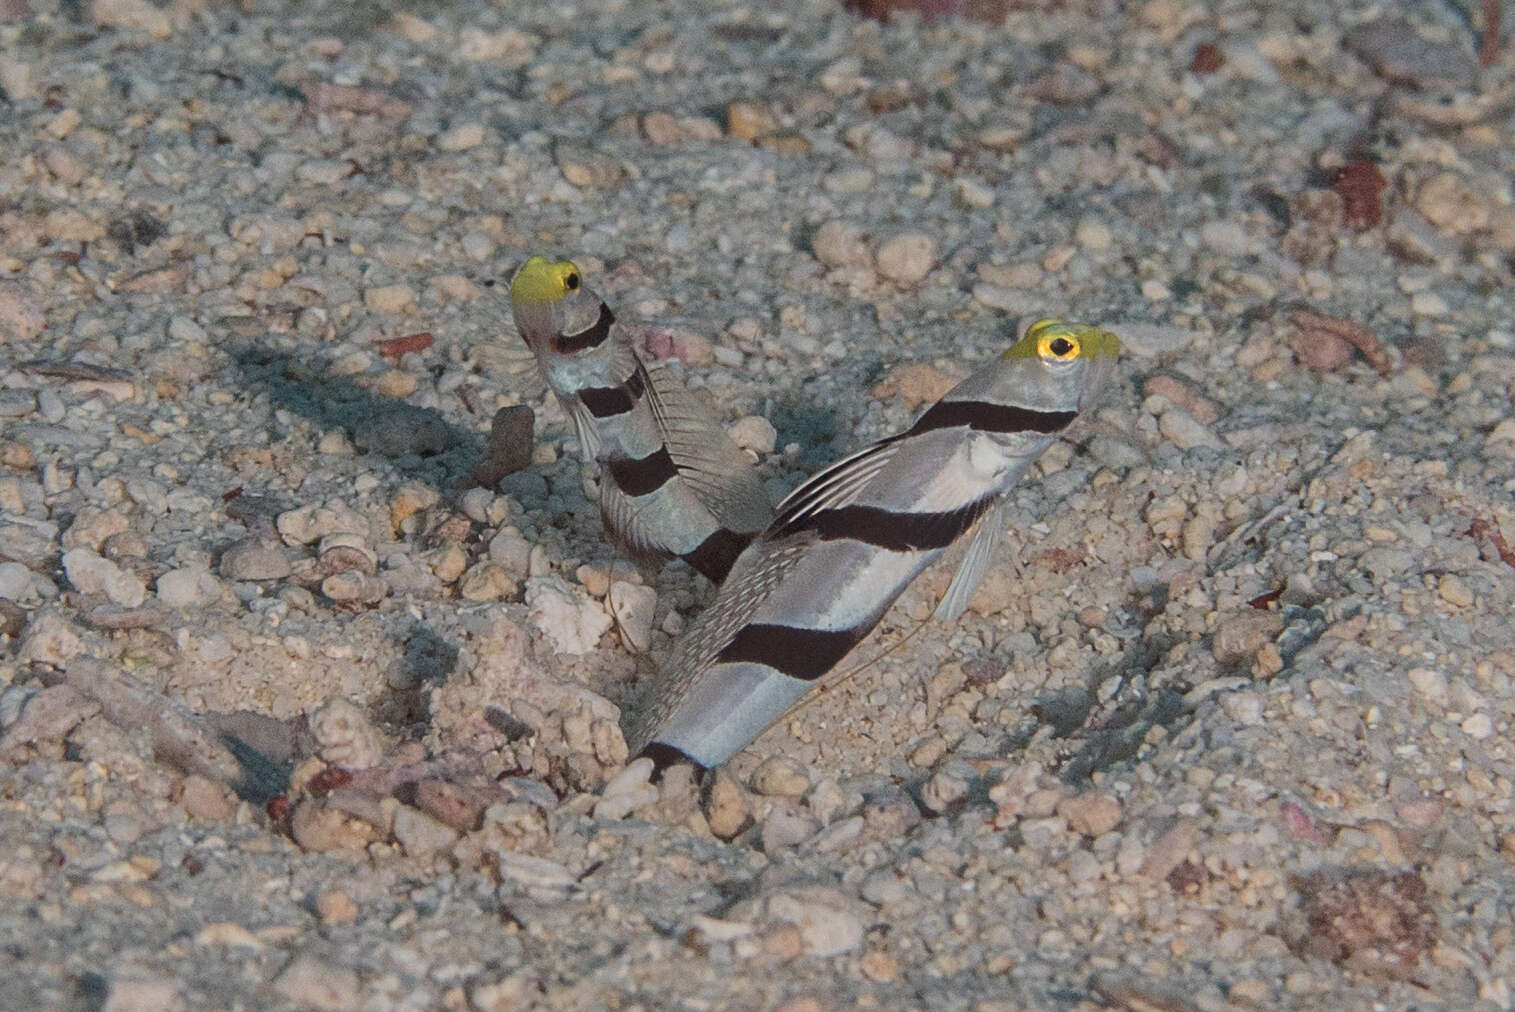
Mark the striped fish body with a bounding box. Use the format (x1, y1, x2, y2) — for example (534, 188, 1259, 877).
(632, 319, 1121, 770)
(509, 256, 773, 582)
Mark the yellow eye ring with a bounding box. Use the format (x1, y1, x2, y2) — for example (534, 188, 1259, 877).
(1037, 331, 1081, 361)
(1025, 318, 1081, 361)
(1004, 318, 1111, 362)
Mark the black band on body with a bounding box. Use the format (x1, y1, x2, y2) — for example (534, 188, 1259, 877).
(908, 400, 1076, 437)
(607, 447, 679, 497)
(579, 385, 634, 418)
(553, 303, 615, 354)
(637, 742, 704, 779)
(778, 496, 994, 553)
(716, 623, 867, 681)
(579, 363, 646, 419)
(681, 527, 753, 583)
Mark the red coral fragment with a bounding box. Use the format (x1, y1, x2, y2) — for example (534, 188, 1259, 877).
(1247, 588, 1282, 610)
(1190, 42, 1223, 75)
(1470, 517, 1515, 569)
(1287, 309, 1395, 376)
(1330, 160, 1387, 230)
(377, 332, 433, 360)
(1166, 859, 1206, 895)
(1295, 869, 1437, 980)
(308, 766, 354, 796)
(844, 0, 1009, 23)
(1281, 800, 1336, 845)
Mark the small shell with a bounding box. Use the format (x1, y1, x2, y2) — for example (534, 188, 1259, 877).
(317, 532, 377, 575)
(307, 698, 385, 769)
(321, 571, 388, 605)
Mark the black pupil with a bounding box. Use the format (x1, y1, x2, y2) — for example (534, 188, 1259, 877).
(1050, 337, 1074, 357)
(564, 273, 579, 290)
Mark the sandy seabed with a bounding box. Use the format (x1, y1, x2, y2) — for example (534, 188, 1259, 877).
(1, 0, 1514, 1008)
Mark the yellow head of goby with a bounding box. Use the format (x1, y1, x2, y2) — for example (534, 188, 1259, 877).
(510, 255, 583, 305)
(1002, 318, 1121, 364)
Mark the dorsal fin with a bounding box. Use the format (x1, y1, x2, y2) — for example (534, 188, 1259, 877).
(769, 438, 904, 531)
(639, 359, 773, 536)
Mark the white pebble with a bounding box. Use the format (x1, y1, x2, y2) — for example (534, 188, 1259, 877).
(1461, 713, 1494, 739)
(1074, 218, 1112, 252)
(1021, 816, 1068, 851)
(277, 501, 366, 545)
(461, 232, 496, 261)
(728, 415, 777, 455)
(104, 974, 185, 1012)
(689, 915, 754, 943)
(167, 315, 207, 343)
(750, 755, 811, 797)
(607, 580, 657, 652)
(920, 767, 969, 814)
(953, 178, 995, 209)
(1410, 291, 1449, 316)
(600, 757, 654, 799)
(812, 220, 872, 269)
(972, 284, 1040, 315)
(1200, 220, 1256, 257)
(760, 802, 821, 851)
(0, 279, 45, 342)
(494, 851, 576, 890)
(37, 388, 65, 424)
(155, 567, 220, 608)
(762, 887, 863, 956)
(294, 159, 349, 185)
(61, 547, 146, 607)
(822, 168, 875, 194)
(1221, 690, 1265, 726)
(860, 869, 910, 906)
(488, 530, 533, 578)
(392, 806, 459, 859)
(436, 122, 486, 152)
(851, 124, 910, 163)
(458, 486, 494, 524)
(875, 233, 936, 285)
(525, 577, 612, 655)
(218, 539, 292, 582)
(592, 781, 658, 821)
(0, 561, 36, 602)
(1112, 322, 1198, 356)
(272, 954, 359, 1011)
(1407, 667, 1449, 707)
(1158, 408, 1222, 451)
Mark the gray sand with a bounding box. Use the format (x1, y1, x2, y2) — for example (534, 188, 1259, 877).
(1, 0, 1513, 1008)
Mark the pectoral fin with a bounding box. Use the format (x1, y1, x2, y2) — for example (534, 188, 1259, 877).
(641, 360, 773, 534)
(933, 499, 1006, 622)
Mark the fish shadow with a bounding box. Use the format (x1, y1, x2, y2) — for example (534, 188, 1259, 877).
(766, 396, 841, 470)
(377, 620, 461, 728)
(226, 344, 486, 495)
